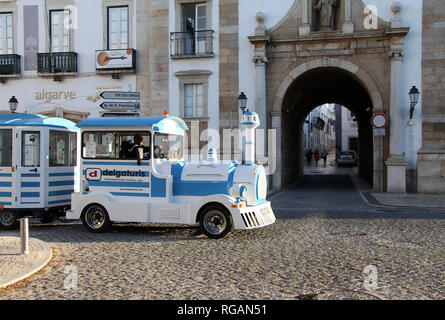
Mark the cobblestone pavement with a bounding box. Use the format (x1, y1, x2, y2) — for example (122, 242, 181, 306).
(0, 237, 48, 283)
(0, 175, 444, 300)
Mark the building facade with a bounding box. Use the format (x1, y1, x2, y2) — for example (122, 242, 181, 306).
(0, 0, 444, 194)
(303, 104, 336, 154)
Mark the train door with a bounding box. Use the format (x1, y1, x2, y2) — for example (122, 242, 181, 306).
(47, 129, 78, 207)
(0, 128, 13, 207)
(17, 128, 45, 208)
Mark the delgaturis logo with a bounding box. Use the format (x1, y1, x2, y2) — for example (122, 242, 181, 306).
(85, 168, 101, 181)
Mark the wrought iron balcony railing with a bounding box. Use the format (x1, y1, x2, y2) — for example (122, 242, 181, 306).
(37, 52, 78, 74)
(0, 54, 21, 75)
(170, 30, 214, 57)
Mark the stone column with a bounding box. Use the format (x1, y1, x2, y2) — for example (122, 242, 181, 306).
(271, 111, 282, 190)
(249, 13, 270, 164)
(299, 0, 310, 36)
(342, 0, 354, 34)
(252, 56, 268, 132)
(386, 39, 408, 193)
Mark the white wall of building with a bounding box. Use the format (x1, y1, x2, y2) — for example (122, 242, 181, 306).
(168, 0, 220, 132)
(238, 0, 294, 113)
(362, 0, 423, 167)
(341, 107, 358, 151)
(0, 0, 137, 118)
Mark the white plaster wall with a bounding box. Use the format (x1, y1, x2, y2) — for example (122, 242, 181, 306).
(362, 0, 423, 166)
(341, 107, 358, 151)
(238, 0, 294, 113)
(168, 0, 220, 132)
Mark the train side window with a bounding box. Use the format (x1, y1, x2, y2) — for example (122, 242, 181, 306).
(22, 131, 40, 167)
(49, 130, 69, 166)
(82, 132, 116, 159)
(117, 131, 151, 160)
(0, 129, 12, 167)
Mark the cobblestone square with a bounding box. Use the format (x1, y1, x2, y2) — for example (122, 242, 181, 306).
(0, 179, 443, 300)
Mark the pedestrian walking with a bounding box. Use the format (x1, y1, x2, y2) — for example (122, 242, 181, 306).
(321, 150, 328, 166)
(314, 149, 320, 166)
(306, 149, 313, 166)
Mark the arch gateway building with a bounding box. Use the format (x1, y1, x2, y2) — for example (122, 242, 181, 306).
(0, 0, 444, 194)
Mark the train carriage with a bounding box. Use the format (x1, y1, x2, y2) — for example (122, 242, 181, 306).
(0, 113, 80, 229)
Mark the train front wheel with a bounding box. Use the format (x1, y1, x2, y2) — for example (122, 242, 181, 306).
(199, 204, 233, 239)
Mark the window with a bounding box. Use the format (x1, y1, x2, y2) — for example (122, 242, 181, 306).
(22, 131, 40, 167)
(0, 13, 13, 54)
(82, 131, 151, 160)
(0, 129, 12, 166)
(49, 130, 77, 167)
(154, 133, 183, 160)
(181, 2, 207, 55)
(108, 6, 128, 49)
(184, 83, 204, 118)
(50, 10, 70, 52)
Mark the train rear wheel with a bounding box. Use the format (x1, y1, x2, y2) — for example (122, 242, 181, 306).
(0, 211, 19, 230)
(81, 204, 112, 233)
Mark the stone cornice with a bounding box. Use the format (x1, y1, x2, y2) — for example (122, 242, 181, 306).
(248, 35, 271, 45)
(268, 27, 410, 45)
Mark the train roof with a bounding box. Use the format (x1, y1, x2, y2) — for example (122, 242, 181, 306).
(0, 113, 77, 129)
(77, 116, 189, 134)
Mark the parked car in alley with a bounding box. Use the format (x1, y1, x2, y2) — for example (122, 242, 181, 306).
(337, 151, 357, 167)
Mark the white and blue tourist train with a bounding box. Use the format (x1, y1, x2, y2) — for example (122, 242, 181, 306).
(67, 111, 275, 238)
(0, 111, 275, 238)
(0, 113, 80, 228)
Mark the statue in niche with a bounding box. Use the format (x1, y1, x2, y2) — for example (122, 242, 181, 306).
(314, 0, 337, 30)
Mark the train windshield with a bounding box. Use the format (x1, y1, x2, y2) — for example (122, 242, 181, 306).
(153, 133, 183, 160)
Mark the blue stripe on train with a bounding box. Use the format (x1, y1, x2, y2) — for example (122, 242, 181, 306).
(21, 181, 40, 187)
(21, 173, 40, 177)
(48, 199, 70, 205)
(88, 181, 149, 188)
(83, 161, 150, 166)
(49, 180, 75, 187)
(21, 192, 40, 197)
(49, 190, 74, 196)
(49, 172, 75, 177)
(0, 192, 12, 197)
(0, 181, 12, 187)
(110, 192, 149, 197)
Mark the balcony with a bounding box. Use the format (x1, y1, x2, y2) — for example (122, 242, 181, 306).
(37, 52, 78, 78)
(170, 30, 215, 59)
(0, 54, 21, 77)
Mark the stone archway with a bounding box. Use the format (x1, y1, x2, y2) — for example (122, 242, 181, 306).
(270, 58, 384, 192)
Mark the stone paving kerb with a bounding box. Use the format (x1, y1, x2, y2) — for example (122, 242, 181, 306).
(0, 236, 52, 288)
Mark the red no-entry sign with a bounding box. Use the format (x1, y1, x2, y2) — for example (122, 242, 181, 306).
(371, 113, 388, 129)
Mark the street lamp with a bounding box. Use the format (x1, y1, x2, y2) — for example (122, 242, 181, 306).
(8, 96, 18, 113)
(238, 92, 247, 114)
(408, 86, 420, 126)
